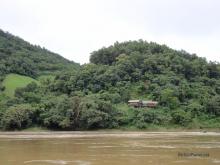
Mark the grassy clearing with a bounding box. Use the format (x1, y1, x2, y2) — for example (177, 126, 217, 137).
(2, 74, 39, 97)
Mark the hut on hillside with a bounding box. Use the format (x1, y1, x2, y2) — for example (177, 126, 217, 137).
(128, 100, 158, 108)
(142, 100, 158, 108)
(128, 100, 143, 108)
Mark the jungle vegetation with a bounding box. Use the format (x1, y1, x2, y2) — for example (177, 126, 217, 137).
(0, 29, 219, 130)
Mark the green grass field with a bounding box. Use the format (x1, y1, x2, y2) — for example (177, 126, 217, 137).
(2, 74, 39, 97)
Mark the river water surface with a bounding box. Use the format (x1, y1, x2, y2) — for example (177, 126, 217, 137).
(0, 131, 219, 165)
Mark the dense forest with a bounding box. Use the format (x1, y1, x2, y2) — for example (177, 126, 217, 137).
(0, 29, 79, 78)
(0, 30, 219, 130)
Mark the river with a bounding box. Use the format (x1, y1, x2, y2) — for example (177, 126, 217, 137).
(0, 131, 219, 165)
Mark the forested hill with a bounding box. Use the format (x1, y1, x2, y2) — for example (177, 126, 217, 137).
(0, 39, 219, 130)
(0, 29, 79, 78)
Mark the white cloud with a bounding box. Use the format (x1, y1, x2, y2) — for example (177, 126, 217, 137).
(0, 0, 219, 64)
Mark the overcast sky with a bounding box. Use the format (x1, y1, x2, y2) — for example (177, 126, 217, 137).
(0, 0, 219, 64)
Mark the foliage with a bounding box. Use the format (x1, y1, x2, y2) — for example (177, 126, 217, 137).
(0, 29, 79, 78)
(134, 108, 172, 128)
(171, 109, 192, 126)
(0, 33, 220, 130)
(1, 104, 35, 130)
(37, 95, 120, 130)
(206, 96, 220, 116)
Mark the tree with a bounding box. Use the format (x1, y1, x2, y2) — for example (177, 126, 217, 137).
(171, 109, 192, 126)
(78, 97, 119, 129)
(206, 96, 220, 116)
(1, 104, 35, 130)
(186, 102, 204, 117)
(160, 88, 180, 109)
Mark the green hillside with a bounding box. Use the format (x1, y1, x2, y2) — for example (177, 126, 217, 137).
(46, 40, 220, 130)
(0, 29, 79, 78)
(0, 32, 219, 130)
(2, 74, 39, 97)
(0, 29, 79, 99)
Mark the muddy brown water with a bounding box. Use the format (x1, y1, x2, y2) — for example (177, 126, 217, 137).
(0, 132, 219, 165)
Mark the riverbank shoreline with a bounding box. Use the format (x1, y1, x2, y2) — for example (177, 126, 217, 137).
(0, 131, 220, 139)
(1, 126, 220, 132)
